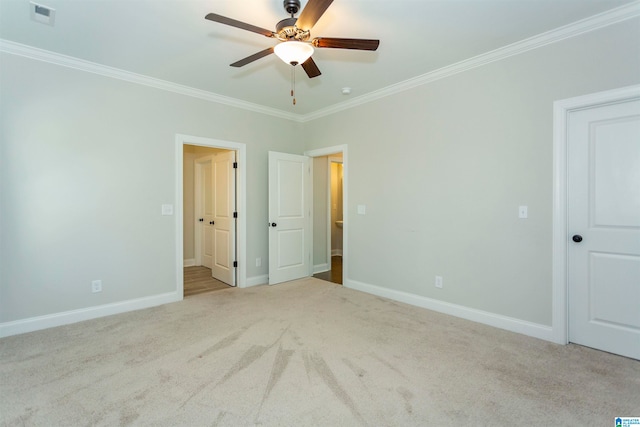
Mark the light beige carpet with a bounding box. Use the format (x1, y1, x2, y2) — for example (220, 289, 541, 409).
(1, 277, 638, 426)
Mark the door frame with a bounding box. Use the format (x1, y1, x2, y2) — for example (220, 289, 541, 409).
(551, 84, 640, 345)
(305, 145, 348, 285)
(175, 134, 247, 295)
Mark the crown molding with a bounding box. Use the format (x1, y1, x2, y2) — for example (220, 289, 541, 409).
(0, 39, 303, 122)
(299, 0, 640, 122)
(1, 1, 638, 124)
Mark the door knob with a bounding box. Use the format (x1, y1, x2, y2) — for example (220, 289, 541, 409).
(199, 218, 204, 222)
(271, 223, 277, 227)
(572, 234, 583, 243)
(210, 221, 215, 225)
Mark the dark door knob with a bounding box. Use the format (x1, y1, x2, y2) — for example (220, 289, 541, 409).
(572, 235, 583, 243)
(271, 223, 277, 227)
(210, 221, 215, 225)
(199, 218, 204, 222)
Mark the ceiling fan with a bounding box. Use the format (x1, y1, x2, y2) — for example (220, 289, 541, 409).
(205, 0, 380, 79)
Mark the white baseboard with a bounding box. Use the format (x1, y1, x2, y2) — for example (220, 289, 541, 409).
(183, 258, 196, 267)
(244, 274, 268, 288)
(1, 276, 554, 342)
(344, 279, 555, 343)
(331, 249, 343, 257)
(0, 291, 182, 338)
(313, 263, 329, 274)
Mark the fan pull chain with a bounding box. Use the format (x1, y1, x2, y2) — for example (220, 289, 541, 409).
(291, 65, 296, 106)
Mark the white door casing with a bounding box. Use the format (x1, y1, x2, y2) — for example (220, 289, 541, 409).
(195, 155, 215, 269)
(268, 151, 311, 285)
(212, 151, 236, 286)
(567, 97, 640, 359)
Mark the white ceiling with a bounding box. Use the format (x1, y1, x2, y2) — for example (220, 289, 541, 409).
(0, 0, 637, 116)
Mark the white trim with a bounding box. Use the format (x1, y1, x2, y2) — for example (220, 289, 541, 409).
(313, 263, 330, 274)
(0, 291, 181, 338)
(2, 2, 637, 123)
(245, 274, 268, 287)
(176, 134, 248, 288)
(184, 258, 196, 267)
(0, 39, 299, 122)
(175, 140, 186, 299)
(345, 279, 554, 342)
(325, 157, 333, 267)
(305, 145, 348, 287)
(551, 84, 640, 345)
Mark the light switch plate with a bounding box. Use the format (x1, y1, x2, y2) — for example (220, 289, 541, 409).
(162, 204, 174, 216)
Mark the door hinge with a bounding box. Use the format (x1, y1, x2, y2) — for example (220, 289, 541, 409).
(233, 162, 238, 169)
(233, 212, 238, 218)
(233, 261, 238, 268)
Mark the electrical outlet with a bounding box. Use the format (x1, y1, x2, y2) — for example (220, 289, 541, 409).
(92, 280, 102, 293)
(519, 205, 528, 219)
(256, 257, 262, 267)
(435, 276, 443, 289)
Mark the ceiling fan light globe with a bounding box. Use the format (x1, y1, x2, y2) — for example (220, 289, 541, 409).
(274, 41, 314, 66)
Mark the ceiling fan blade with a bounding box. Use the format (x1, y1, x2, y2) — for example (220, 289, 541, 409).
(295, 0, 334, 30)
(205, 13, 274, 38)
(230, 47, 274, 67)
(313, 37, 380, 51)
(301, 57, 322, 78)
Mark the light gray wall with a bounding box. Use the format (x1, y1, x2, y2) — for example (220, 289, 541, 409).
(0, 53, 300, 323)
(303, 18, 640, 326)
(1, 17, 637, 329)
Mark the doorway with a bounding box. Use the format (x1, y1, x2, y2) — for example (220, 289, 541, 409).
(312, 155, 343, 284)
(306, 146, 347, 286)
(175, 134, 247, 297)
(185, 146, 236, 294)
(552, 85, 640, 359)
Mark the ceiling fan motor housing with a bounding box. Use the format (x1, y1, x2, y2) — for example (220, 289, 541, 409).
(276, 17, 310, 41)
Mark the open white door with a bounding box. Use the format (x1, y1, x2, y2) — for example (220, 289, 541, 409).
(211, 151, 236, 286)
(268, 151, 311, 285)
(568, 97, 640, 359)
(196, 155, 215, 270)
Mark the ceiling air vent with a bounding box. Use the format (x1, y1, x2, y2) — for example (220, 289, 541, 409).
(30, 2, 56, 26)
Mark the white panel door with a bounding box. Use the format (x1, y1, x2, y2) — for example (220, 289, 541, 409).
(196, 156, 215, 269)
(568, 98, 640, 359)
(268, 151, 311, 285)
(211, 151, 236, 286)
